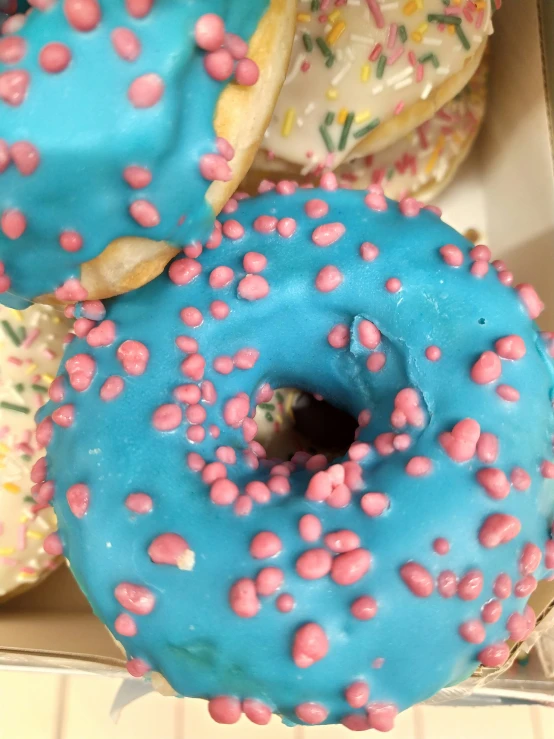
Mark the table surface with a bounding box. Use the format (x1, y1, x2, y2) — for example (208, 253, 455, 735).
(0, 671, 552, 739)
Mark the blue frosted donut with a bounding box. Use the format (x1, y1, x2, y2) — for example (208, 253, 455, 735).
(38, 182, 554, 731)
(0, 0, 293, 307)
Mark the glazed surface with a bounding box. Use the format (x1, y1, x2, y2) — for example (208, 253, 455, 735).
(41, 187, 554, 729)
(0, 0, 269, 306)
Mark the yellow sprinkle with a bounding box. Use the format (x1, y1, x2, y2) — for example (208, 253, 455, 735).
(416, 0, 424, 7)
(328, 9, 341, 23)
(326, 20, 346, 46)
(3, 482, 20, 494)
(43, 373, 55, 383)
(354, 110, 372, 124)
(403, 0, 418, 15)
(416, 22, 428, 35)
(52, 316, 61, 324)
(361, 64, 371, 83)
(296, 12, 311, 22)
(447, 24, 456, 35)
(19, 572, 38, 581)
(0, 443, 9, 455)
(27, 531, 44, 540)
(281, 108, 296, 138)
(337, 108, 348, 125)
(25, 362, 38, 375)
(0, 547, 15, 555)
(326, 88, 338, 100)
(9, 309, 23, 321)
(424, 136, 445, 174)
(411, 31, 422, 43)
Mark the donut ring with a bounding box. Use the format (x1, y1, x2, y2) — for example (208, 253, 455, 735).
(0, 0, 295, 307)
(39, 183, 554, 730)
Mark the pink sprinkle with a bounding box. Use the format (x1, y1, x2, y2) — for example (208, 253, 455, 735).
(458, 570, 484, 600)
(292, 623, 329, 668)
(495, 335, 526, 360)
(208, 696, 242, 725)
(477, 433, 499, 463)
(425, 345, 441, 361)
(433, 538, 450, 556)
(519, 542, 542, 575)
(199, 153, 232, 183)
(511, 467, 531, 491)
(296, 548, 332, 579)
(114, 583, 155, 616)
(209, 265, 234, 289)
(360, 492, 389, 517)
(10, 141, 40, 175)
(439, 244, 464, 267)
(39, 41, 71, 73)
(36, 417, 53, 448)
(148, 533, 190, 568)
(305, 199, 329, 219)
(459, 619, 486, 644)
(496, 385, 520, 402)
(482, 600, 502, 624)
(194, 13, 225, 51)
(541, 460, 554, 479)
(478, 643, 510, 668)
(117, 340, 149, 376)
(216, 137, 235, 162)
(507, 606, 536, 642)
(229, 578, 260, 619)
(66, 483, 90, 518)
(126, 658, 150, 678)
(180, 307, 203, 328)
(348, 442, 370, 461)
(1, 208, 26, 239)
(479, 514, 521, 548)
(210, 479, 239, 505)
(385, 277, 402, 293)
(400, 562, 434, 597)
(201, 381, 217, 404)
(129, 199, 160, 228)
(295, 703, 328, 725)
(210, 300, 230, 320)
(366, 352, 386, 372)
(52, 404, 75, 428)
(243, 252, 267, 273)
(399, 197, 420, 217)
(66, 353, 96, 392)
(115, 614, 137, 637)
(439, 571, 459, 602)
(87, 320, 116, 348)
(471, 351, 501, 384)
(55, 277, 88, 302)
(225, 32, 248, 60)
(223, 394, 250, 428)
(476, 468, 510, 500)
(277, 217, 297, 237)
(331, 548, 371, 586)
(276, 593, 295, 613)
(238, 275, 269, 301)
(315, 265, 343, 292)
(242, 700, 272, 726)
(360, 242, 379, 261)
(328, 323, 349, 349)
(312, 222, 346, 247)
(234, 57, 259, 86)
(245, 480, 270, 504)
(494, 573, 512, 600)
(324, 530, 361, 553)
(59, 230, 83, 252)
(471, 260, 489, 278)
(111, 28, 141, 62)
(299, 514, 322, 542)
(439, 418, 480, 463)
(0, 35, 26, 65)
(122, 165, 152, 190)
(516, 284, 544, 319)
(152, 404, 182, 432)
(350, 595, 377, 620)
(43, 532, 63, 556)
(180, 353, 205, 381)
(0, 69, 29, 106)
(515, 575, 538, 598)
(214, 355, 234, 374)
(128, 74, 164, 108)
(125, 493, 153, 515)
(64, 0, 101, 32)
(367, 703, 398, 733)
(358, 320, 381, 350)
(405, 456, 432, 476)
(255, 567, 283, 596)
(345, 681, 370, 709)
(187, 453, 205, 472)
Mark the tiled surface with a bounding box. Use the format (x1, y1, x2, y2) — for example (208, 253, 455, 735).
(0, 672, 552, 739)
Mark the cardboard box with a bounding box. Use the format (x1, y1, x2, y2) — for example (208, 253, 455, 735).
(1, 0, 554, 708)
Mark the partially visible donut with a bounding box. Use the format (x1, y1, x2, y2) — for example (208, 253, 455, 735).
(0, 0, 295, 307)
(253, 0, 493, 177)
(246, 54, 489, 202)
(0, 303, 69, 600)
(39, 183, 554, 730)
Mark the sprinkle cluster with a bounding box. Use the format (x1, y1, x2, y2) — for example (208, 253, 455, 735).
(0, 303, 69, 596)
(264, 0, 493, 170)
(40, 183, 554, 730)
(0, 0, 265, 306)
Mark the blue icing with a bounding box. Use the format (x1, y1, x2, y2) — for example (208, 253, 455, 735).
(42, 188, 554, 728)
(0, 0, 269, 307)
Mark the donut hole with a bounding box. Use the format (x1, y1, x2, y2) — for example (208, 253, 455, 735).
(255, 388, 358, 461)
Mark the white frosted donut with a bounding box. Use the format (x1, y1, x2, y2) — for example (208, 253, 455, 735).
(0, 304, 69, 599)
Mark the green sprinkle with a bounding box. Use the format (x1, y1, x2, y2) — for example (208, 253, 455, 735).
(325, 111, 335, 126)
(22, 454, 32, 463)
(0, 401, 30, 413)
(32, 384, 48, 393)
(265, 411, 273, 422)
(387, 167, 395, 180)
(325, 53, 335, 68)
(319, 124, 335, 153)
(1, 320, 21, 347)
(311, 0, 320, 9)
(455, 24, 471, 50)
(420, 52, 440, 68)
(276, 391, 284, 403)
(376, 54, 387, 80)
(316, 36, 332, 58)
(24, 496, 35, 505)
(427, 13, 462, 25)
(18, 326, 26, 342)
(398, 24, 407, 43)
(259, 403, 275, 411)
(303, 32, 313, 52)
(353, 118, 381, 139)
(15, 383, 24, 393)
(338, 111, 355, 151)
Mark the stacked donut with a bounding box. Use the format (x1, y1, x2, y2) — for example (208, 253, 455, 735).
(245, 0, 492, 200)
(1, 1, 554, 735)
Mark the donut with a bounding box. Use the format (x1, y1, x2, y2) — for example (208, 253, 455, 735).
(0, 302, 69, 599)
(38, 182, 554, 730)
(0, 0, 295, 307)
(249, 0, 494, 184)
(246, 53, 488, 202)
